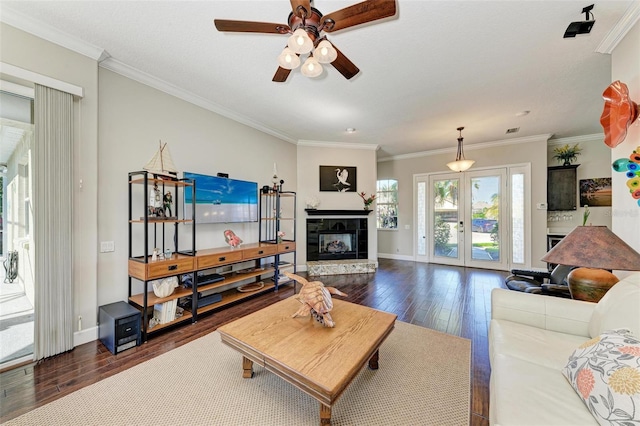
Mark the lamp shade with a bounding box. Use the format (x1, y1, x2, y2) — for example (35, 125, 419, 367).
(301, 56, 323, 78)
(541, 226, 640, 270)
(446, 159, 475, 172)
(315, 40, 337, 64)
(277, 47, 300, 70)
(288, 28, 313, 54)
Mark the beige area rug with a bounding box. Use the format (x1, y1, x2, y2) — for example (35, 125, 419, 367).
(4, 321, 471, 426)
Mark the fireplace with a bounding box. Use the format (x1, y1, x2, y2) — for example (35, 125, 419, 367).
(307, 218, 368, 261)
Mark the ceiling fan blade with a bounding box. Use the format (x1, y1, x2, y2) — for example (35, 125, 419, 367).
(290, 0, 312, 18)
(331, 45, 360, 80)
(214, 19, 290, 34)
(322, 0, 396, 32)
(273, 67, 292, 83)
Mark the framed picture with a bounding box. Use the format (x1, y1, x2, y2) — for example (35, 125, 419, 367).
(579, 177, 612, 207)
(319, 166, 357, 192)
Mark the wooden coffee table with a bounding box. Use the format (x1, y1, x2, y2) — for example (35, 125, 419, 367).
(217, 295, 397, 425)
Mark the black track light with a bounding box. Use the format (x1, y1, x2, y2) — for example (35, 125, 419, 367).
(564, 4, 595, 38)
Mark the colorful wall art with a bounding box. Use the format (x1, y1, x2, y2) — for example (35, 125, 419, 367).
(612, 146, 640, 207)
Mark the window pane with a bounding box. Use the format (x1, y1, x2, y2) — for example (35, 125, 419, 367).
(417, 181, 426, 256)
(376, 179, 398, 229)
(511, 173, 525, 264)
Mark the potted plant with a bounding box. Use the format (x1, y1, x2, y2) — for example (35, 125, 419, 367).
(553, 143, 582, 166)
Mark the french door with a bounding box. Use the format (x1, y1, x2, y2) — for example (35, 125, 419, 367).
(415, 165, 529, 271)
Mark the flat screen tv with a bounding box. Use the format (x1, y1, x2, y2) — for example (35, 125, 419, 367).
(183, 172, 258, 224)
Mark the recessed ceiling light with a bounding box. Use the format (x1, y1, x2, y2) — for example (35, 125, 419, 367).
(516, 110, 530, 117)
(346, 128, 356, 133)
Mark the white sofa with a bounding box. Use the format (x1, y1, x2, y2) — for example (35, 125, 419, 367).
(489, 273, 640, 425)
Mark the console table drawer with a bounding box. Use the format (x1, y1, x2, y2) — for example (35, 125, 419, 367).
(147, 258, 194, 279)
(197, 251, 243, 269)
(278, 242, 296, 253)
(243, 245, 277, 259)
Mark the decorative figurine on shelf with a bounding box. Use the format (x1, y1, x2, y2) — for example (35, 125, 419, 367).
(224, 229, 243, 248)
(149, 183, 164, 217)
(143, 140, 178, 180)
(163, 191, 173, 217)
(151, 247, 160, 262)
(305, 196, 320, 210)
(271, 163, 279, 191)
(284, 272, 348, 328)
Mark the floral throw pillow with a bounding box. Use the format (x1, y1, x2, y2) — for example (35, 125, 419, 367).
(562, 329, 640, 425)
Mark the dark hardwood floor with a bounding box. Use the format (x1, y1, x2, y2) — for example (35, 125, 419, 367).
(0, 259, 509, 425)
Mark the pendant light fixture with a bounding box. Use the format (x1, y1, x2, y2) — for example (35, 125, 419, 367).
(446, 127, 475, 172)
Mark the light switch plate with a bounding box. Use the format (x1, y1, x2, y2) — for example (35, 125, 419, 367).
(536, 203, 548, 210)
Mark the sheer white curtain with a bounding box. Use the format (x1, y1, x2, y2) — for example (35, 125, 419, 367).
(33, 84, 74, 359)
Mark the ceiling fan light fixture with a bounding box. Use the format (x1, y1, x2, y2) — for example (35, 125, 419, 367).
(277, 47, 300, 69)
(301, 56, 323, 78)
(315, 40, 337, 64)
(446, 127, 475, 172)
(288, 28, 313, 54)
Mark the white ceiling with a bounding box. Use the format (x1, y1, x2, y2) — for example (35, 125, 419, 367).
(1, 1, 637, 160)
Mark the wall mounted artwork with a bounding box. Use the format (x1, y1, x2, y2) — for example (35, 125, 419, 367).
(600, 81, 639, 148)
(612, 146, 640, 207)
(319, 166, 357, 192)
(579, 178, 612, 207)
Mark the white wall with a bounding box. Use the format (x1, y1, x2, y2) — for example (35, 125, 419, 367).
(1, 22, 99, 343)
(98, 68, 297, 304)
(296, 143, 378, 267)
(610, 19, 640, 278)
(377, 135, 550, 269)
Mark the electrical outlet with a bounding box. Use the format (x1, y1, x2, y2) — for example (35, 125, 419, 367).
(536, 203, 548, 210)
(100, 241, 115, 252)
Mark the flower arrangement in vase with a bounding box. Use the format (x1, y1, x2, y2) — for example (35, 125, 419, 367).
(277, 230, 285, 243)
(553, 143, 582, 166)
(358, 192, 376, 210)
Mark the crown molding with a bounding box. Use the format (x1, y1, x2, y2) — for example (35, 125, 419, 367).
(378, 134, 552, 163)
(99, 58, 297, 144)
(0, 6, 106, 61)
(548, 133, 604, 146)
(596, 1, 640, 54)
(297, 140, 380, 150)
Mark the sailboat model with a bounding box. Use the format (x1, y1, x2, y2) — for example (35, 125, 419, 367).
(143, 140, 178, 180)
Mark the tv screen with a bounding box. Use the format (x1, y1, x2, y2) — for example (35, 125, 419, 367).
(183, 172, 258, 224)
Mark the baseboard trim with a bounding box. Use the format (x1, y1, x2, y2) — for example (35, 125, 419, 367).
(377, 253, 414, 261)
(74, 326, 98, 347)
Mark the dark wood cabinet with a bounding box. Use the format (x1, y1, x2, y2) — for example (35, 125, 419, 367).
(547, 165, 579, 211)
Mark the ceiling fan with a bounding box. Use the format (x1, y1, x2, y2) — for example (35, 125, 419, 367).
(214, 0, 396, 82)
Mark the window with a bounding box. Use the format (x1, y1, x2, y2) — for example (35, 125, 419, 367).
(376, 179, 398, 229)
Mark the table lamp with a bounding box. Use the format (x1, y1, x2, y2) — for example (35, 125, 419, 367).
(541, 226, 640, 302)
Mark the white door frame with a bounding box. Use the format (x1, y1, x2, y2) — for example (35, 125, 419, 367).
(414, 163, 531, 271)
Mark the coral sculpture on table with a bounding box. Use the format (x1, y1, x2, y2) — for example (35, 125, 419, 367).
(284, 272, 348, 328)
(224, 230, 243, 248)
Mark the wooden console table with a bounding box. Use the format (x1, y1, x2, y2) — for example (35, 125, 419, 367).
(128, 242, 296, 340)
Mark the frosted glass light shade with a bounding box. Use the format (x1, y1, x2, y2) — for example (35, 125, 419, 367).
(301, 56, 323, 77)
(287, 28, 313, 54)
(446, 159, 475, 172)
(315, 40, 337, 64)
(277, 47, 300, 69)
